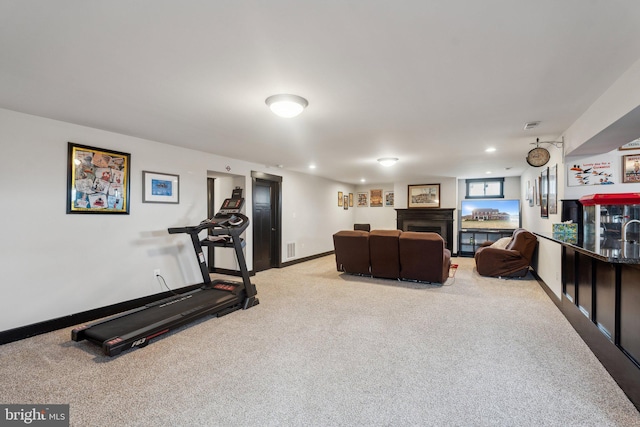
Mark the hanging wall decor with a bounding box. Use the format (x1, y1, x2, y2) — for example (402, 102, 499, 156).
(67, 142, 130, 214)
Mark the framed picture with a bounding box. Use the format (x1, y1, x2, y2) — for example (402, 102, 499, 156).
(623, 154, 640, 183)
(343, 195, 349, 210)
(385, 191, 394, 207)
(620, 138, 640, 151)
(143, 171, 180, 204)
(357, 192, 368, 207)
(338, 191, 343, 207)
(370, 189, 383, 207)
(408, 184, 440, 208)
(349, 193, 354, 207)
(527, 180, 534, 207)
(548, 164, 557, 215)
(67, 142, 130, 214)
(534, 177, 539, 206)
(540, 167, 549, 218)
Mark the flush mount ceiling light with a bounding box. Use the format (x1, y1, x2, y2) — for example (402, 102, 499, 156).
(377, 157, 399, 167)
(265, 94, 308, 118)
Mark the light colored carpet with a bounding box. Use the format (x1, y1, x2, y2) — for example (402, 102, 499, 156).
(1, 256, 639, 426)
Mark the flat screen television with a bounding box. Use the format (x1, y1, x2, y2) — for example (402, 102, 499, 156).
(460, 199, 521, 230)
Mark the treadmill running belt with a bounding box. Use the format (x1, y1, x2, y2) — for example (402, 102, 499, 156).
(83, 288, 237, 342)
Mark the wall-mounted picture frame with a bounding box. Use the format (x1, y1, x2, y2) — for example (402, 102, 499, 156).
(357, 192, 368, 207)
(385, 191, 394, 207)
(349, 193, 354, 207)
(619, 138, 640, 151)
(370, 189, 383, 207)
(343, 195, 349, 210)
(548, 164, 557, 214)
(338, 191, 343, 207)
(540, 167, 549, 218)
(408, 184, 440, 208)
(67, 142, 131, 214)
(623, 154, 640, 183)
(143, 171, 180, 204)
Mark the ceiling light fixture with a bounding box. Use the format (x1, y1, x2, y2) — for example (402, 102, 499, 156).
(377, 157, 399, 167)
(485, 147, 496, 153)
(265, 94, 308, 118)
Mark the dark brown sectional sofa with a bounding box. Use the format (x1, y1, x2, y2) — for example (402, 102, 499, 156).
(333, 229, 451, 284)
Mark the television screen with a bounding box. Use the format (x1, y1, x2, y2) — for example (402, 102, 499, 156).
(460, 199, 521, 230)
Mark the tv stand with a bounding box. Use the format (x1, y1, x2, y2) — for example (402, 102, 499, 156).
(458, 229, 514, 257)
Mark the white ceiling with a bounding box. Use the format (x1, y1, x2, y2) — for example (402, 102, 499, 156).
(2, 1, 640, 184)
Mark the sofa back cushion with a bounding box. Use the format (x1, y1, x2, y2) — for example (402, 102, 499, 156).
(333, 230, 370, 274)
(398, 232, 451, 284)
(369, 230, 402, 279)
(506, 228, 537, 262)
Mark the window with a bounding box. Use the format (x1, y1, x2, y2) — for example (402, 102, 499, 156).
(466, 178, 504, 199)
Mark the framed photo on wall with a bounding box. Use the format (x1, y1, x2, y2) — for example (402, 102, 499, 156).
(548, 164, 557, 215)
(357, 192, 368, 207)
(370, 189, 383, 207)
(343, 195, 349, 210)
(338, 191, 343, 206)
(349, 193, 354, 207)
(623, 154, 640, 183)
(142, 171, 180, 204)
(408, 184, 440, 208)
(385, 191, 394, 207)
(540, 167, 549, 218)
(67, 142, 131, 214)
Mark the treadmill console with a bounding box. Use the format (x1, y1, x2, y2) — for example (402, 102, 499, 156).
(215, 198, 245, 218)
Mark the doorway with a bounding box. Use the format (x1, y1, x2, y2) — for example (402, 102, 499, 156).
(252, 172, 282, 272)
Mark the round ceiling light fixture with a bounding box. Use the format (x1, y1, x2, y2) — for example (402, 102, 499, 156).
(265, 94, 308, 118)
(377, 157, 399, 167)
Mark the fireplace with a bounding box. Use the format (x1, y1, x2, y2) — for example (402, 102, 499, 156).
(396, 208, 455, 249)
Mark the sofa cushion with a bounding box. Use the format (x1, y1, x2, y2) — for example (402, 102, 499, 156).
(399, 232, 451, 284)
(369, 229, 402, 279)
(333, 230, 370, 275)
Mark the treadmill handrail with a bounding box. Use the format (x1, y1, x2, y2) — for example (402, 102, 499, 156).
(168, 213, 249, 236)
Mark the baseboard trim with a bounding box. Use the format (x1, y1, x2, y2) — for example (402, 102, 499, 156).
(1, 254, 332, 345)
(281, 250, 334, 268)
(0, 284, 201, 346)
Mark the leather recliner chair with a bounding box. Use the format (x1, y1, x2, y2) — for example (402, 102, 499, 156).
(474, 228, 537, 277)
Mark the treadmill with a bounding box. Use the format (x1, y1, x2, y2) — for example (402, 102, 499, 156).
(72, 197, 259, 356)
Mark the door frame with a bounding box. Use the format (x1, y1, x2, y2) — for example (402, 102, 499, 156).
(251, 171, 282, 268)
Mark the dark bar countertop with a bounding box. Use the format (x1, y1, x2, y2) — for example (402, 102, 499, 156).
(535, 232, 640, 264)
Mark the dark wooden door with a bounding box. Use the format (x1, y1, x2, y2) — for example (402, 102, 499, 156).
(253, 180, 274, 272)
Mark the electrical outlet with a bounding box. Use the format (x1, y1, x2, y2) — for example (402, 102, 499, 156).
(153, 269, 161, 279)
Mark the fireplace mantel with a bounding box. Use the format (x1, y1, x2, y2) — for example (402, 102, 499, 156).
(396, 208, 455, 249)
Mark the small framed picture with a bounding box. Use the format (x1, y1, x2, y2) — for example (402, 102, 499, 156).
(343, 195, 349, 210)
(338, 191, 343, 207)
(370, 189, 383, 207)
(349, 193, 354, 207)
(142, 171, 180, 204)
(357, 192, 368, 207)
(385, 191, 394, 207)
(623, 154, 640, 183)
(408, 184, 440, 208)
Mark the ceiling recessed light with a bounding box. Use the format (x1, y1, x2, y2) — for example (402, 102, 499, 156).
(485, 147, 496, 153)
(265, 94, 308, 118)
(360, 178, 366, 183)
(377, 157, 399, 167)
(486, 171, 492, 174)
(309, 164, 316, 169)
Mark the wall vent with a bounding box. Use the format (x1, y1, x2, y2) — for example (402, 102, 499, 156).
(286, 242, 296, 259)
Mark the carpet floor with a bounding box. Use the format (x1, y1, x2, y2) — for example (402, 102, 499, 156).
(1, 256, 639, 426)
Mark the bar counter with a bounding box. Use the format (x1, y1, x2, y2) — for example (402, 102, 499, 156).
(535, 231, 640, 264)
(534, 231, 640, 410)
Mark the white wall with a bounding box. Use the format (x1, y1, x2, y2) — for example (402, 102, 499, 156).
(0, 108, 353, 331)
